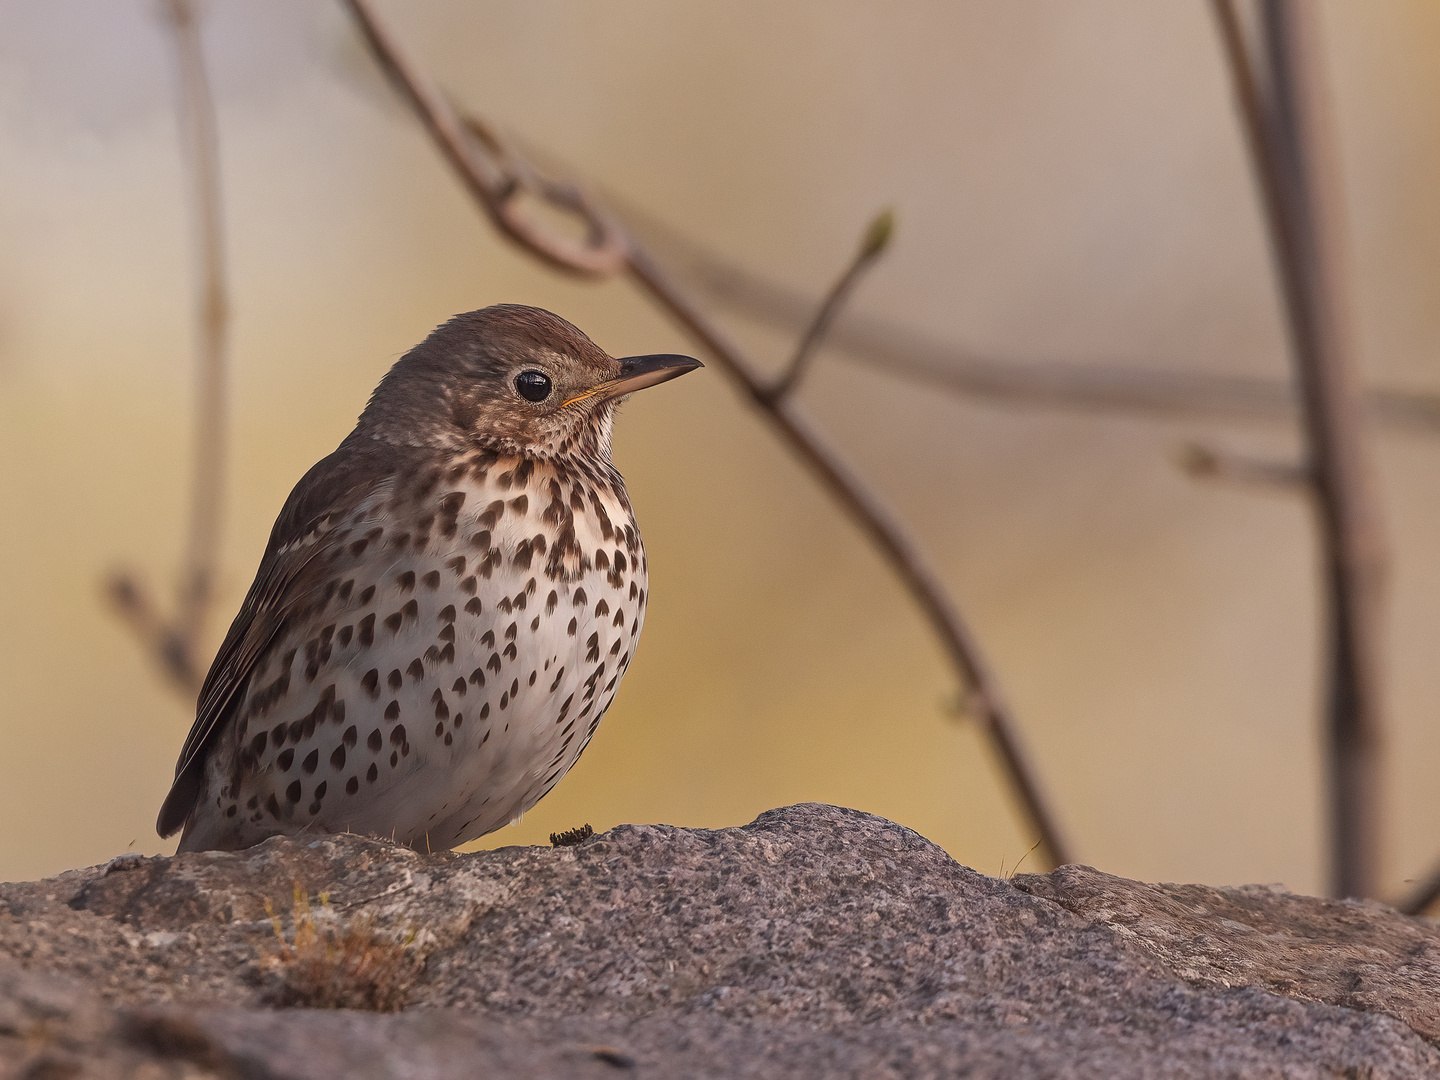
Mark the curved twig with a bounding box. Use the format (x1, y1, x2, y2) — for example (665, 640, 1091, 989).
(342, 0, 1072, 869)
(167, 0, 229, 652)
(346, 3, 626, 276)
(109, 0, 229, 698)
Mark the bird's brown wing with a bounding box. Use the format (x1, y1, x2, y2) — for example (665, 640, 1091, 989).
(156, 445, 396, 838)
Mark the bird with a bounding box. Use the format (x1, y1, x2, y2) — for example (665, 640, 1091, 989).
(156, 304, 701, 853)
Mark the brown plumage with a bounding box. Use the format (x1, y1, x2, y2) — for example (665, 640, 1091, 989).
(157, 305, 700, 852)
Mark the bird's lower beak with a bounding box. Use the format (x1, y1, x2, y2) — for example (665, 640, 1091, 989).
(564, 353, 703, 407)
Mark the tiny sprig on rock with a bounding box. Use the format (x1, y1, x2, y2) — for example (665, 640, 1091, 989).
(550, 823, 594, 847)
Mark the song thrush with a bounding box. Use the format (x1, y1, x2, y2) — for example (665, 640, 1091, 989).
(157, 305, 700, 852)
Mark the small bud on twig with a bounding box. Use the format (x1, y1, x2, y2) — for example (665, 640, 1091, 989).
(764, 207, 897, 403)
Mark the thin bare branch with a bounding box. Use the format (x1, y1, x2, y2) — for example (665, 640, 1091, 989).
(1177, 442, 1310, 488)
(111, 0, 233, 696)
(343, 0, 1072, 869)
(1213, 0, 1388, 898)
(765, 208, 893, 402)
(1396, 864, 1440, 917)
(106, 571, 202, 695)
(593, 187, 1440, 434)
(165, 0, 229, 655)
(625, 248, 1072, 869)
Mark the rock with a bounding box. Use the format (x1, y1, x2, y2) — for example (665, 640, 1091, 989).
(1, 803, 1436, 1078)
(1012, 863, 1440, 1041)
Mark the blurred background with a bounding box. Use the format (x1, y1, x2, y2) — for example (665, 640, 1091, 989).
(1, 0, 1437, 896)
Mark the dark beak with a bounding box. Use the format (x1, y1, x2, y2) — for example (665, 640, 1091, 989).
(564, 353, 703, 407)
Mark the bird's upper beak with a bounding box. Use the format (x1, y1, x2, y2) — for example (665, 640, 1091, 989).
(563, 353, 703, 407)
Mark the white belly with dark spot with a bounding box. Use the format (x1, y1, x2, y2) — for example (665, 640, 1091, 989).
(194, 467, 646, 850)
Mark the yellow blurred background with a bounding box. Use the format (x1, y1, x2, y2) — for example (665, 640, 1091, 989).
(1, 1, 1438, 896)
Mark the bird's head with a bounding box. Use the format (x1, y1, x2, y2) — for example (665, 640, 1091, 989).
(354, 304, 701, 461)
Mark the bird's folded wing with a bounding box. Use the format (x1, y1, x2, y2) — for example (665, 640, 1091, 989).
(155, 518, 354, 838)
(155, 441, 404, 840)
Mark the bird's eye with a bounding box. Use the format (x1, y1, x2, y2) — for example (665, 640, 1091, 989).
(514, 370, 552, 403)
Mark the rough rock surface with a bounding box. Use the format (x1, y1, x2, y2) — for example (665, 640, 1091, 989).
(2, 803, 1437, 1078)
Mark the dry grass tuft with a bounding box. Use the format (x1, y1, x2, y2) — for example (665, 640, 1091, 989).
(258, 886, 420, 1011)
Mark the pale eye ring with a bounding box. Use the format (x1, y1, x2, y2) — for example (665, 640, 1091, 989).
(514, 369, 552, 403)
